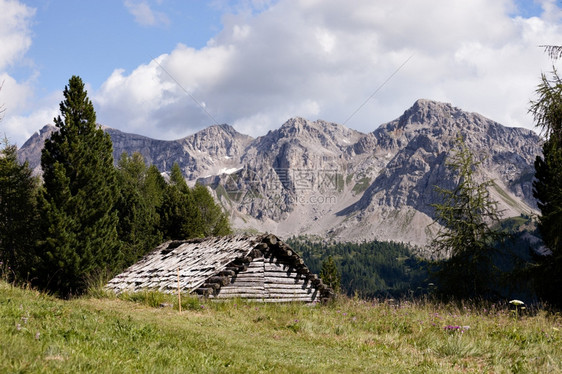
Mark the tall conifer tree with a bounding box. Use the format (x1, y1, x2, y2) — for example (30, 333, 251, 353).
(429, 134, 503, 299)
(0, 139, 38, 281)
(192, 183, 232, 237)
(115, 152, 162, 266)
(36, 76, 120, 296)
(159, 163, 203, 239)
(530, 67, 562, 307)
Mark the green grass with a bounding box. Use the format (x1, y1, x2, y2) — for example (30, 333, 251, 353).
(492, 181, 524, 211)
(352, 177, 371, 195)
(1, 281, 561, 373)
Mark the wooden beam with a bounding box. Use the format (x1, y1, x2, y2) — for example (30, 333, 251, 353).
(207, 276, 230, 286)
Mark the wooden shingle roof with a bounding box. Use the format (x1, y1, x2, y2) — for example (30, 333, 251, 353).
(106, 234, 333, 302)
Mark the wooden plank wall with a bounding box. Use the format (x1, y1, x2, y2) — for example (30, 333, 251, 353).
(215, 256, 318, 302)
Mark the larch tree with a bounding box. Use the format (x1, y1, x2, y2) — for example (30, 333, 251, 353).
(530, 64, 562, 307)
(192, 183, 232, 237)
(429, 134, 504, 299)
(35, 76, 121, 296)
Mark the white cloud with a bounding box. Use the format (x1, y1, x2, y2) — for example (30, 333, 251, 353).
(124, 0, 170, 27)
(0, 0, 35, 70)
(0, 73, 34, 113)
(89, 0, 561, 142)
(0, 0, 38, 146)
(1, 104, 58, 147)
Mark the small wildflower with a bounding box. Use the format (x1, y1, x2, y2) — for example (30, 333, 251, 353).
(35, 332, 40, 340)
(16, 324, 21, 331)
(509, 299, 525, 306)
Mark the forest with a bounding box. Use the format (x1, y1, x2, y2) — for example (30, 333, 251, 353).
(0, 76, 231, 297)
(287, 237, 428, 298)
(287, 215, 540, 301)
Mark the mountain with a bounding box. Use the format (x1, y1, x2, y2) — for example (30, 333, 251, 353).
(19, 123, 253, 181)
(18, 99, 542, 246)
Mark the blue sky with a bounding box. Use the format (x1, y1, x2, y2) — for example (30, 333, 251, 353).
(1, 0, 561, 146)
(12, 1, 223, 94)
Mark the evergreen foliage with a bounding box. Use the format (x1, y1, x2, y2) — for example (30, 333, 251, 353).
(287, 237, 428, 298)
(159, 162, 203, 240)
(169, 162, 189, 193)
(0, 139, 38, 281)
(35, 76, 121, 296)
(0, 77, 233, 295)
(429, 134, 504, 299)
(158, 163, 232, 240)
(192, 183, 232, 237)
(145, 164, 167, 207)
(319, 256, 341, 293)
(115, 152, 163, 267)
(530, 67, 562, 307)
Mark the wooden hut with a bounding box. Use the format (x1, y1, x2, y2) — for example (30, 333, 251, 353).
(106, 234, 333, 303)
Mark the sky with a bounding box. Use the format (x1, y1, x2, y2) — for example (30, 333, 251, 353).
(0, 0, 561, 147)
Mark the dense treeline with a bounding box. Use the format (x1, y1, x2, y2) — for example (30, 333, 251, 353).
(287, 237, 429, 298)
(288, 215, 541, 301)
(0, 76, 231, 296)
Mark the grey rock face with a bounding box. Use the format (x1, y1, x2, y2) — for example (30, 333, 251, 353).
(18, 99, 542, 246)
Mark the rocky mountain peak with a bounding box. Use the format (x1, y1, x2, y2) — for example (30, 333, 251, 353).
(190, 123, 243, 139)
(17, 99, 542, 246)
(17, 124, 57, 174)
(181, 124, 253, 159)
(260, 117, 362, 152)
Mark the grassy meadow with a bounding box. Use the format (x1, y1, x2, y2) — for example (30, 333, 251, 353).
(1, 280, 561, 373)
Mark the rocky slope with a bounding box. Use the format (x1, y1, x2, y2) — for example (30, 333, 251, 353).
(18, 99, 542, 246)
(19, 124, 253, 181)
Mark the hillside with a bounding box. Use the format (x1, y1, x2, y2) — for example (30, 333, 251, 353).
(18, 99, 542, 246)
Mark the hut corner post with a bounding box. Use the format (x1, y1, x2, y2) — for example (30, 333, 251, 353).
(177, 267, 181, 313)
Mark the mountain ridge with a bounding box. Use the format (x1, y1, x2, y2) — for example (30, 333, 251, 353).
(17, 99, 542, 246)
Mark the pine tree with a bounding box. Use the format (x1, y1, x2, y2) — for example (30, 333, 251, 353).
(115, 152, 162, 267)
(35, 76, 121, 296)
(320, 256, 341, 293)
(0, 138, 38, 282)
(429, 134, 504, 299)
(530, 68, 562, 307)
